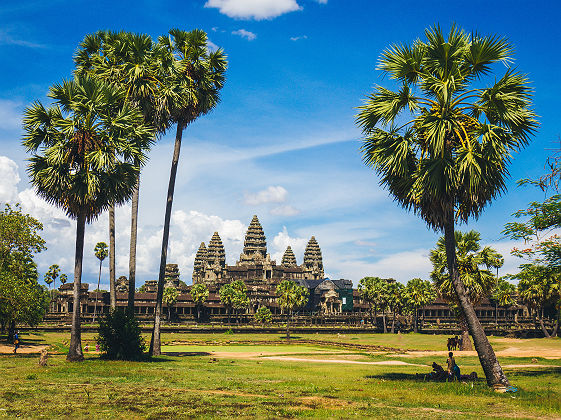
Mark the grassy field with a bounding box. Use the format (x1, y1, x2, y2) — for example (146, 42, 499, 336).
(1, 331, 560, 418)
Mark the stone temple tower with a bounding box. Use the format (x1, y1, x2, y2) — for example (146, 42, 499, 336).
(204, 232, 226, 283)
(281, 246, 297, 267)
(192, 242, 207, 284)
(303, 236, 324, 279)
(238, 215, 268, 265)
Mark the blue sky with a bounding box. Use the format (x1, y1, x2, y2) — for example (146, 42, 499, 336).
(1, 0, 560, 289)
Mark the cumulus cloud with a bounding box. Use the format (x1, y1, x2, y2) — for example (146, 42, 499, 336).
(270, 205, 300, 217)
(271, 226, 308, 263)
(0, 156, 20, 202)
(205, 0, 301, 20)
(207, 40, 220, 52)
(232, 29, 257, 41)
(245, 185, 288, 205)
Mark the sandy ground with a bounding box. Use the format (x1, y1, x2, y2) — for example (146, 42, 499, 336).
(390, 346, 561, 359)
(0, 344, 48, 354)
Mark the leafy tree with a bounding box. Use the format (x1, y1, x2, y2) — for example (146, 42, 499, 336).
(276, 280, 308, 339)
(23, 76, 151, 361)
(404, 278, 435, 333)
(93, 242, 108, 323)
(219, 280, 248, 325)
(97, 308, 145, 360)
(219, 283, 235, 325)
(513, 265, 559, 337)
(0, 204, 49, 338)
(190, 283, 209, 321)
(59, 273, 68, 285)
(254, 306, 272, 327)
(44, 272, 54, 289)
(162, 286, 179, 321)
(491, 277, 516, 325)
(356, 25, 536, 387)
(46, 264, 60, 291)
(151, 29, 227, 356)
(387, 281, 405, 333)
(75, 31, 162, 311)
(358, 276, 390, 330)
(430, 230, 503, 348)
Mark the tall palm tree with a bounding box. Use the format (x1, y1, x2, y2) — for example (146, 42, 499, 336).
(22, 75, 151, 361)
(93, 242, 108, 323)
(46, 264, 60, 291)
(75, 31, 162, 311)
(430, 230, 503, 349)
(357, 25, 537, 387)
(150, 29, 227, 356)
(276, 280, 308, 340)
(404, 278, 435, 333)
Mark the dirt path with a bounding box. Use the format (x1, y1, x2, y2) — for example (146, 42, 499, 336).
(390, 347, 561, 359)
(261, 356, 426, 366)
(0, 344, 48, 354)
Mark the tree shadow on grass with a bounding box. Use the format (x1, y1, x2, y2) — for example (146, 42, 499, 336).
(365, 373, 422, 381)
(162, 351, 212, 357)
(507, 367, 561, 377)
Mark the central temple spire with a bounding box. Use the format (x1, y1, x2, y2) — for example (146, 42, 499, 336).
(242, 215, 267, 259)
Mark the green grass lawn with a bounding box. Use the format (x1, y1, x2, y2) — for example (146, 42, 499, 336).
(1, 331, 560, 418)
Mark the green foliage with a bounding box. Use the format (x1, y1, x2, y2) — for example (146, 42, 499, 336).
(356, 25, 537, 231)
(190, 283, 209, 306)
(22, 75, 153, 222)
(254, 306, 273, 324)
(163, 286, 179, 307)
(219, 280, 249, 311)
(404, 278, 435, 310)
(358, 277, 391, 313)
(513, 264, 559, 313)
(44, 264, 60, 289)
(94, 242, 108, 262)
(492, 277, 516, 307)
(59, 273, 68, 285)
(96, 309, 145, 360)
(430, 230, 502, 306)
(276, 280, 308, 314)
(0, 204, 49, 327)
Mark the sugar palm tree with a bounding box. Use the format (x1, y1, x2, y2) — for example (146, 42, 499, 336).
(75, 31, 162, 311)
(190, 283, 209, 321)
(356, 25, 537, 387)
(430, 230, 503, 349)
(46, 264, 60, 291)
(276, 280, 308, 340)
(150, 29, 227, 356)
(404, 278, 435, 333)
(93, 242, 108, 323)
(22, 75, 151, 361)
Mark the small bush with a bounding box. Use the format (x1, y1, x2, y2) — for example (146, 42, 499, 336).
(96, 309, 145, 360)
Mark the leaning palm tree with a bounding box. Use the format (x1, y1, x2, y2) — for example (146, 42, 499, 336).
(149, 29, 227, 356)
(22, 75, 151, 361)
(430, 230, 503, 349)
(75, 31, 162, 310)
(356, 25, 537, 387)
(93, 242, 108, 323)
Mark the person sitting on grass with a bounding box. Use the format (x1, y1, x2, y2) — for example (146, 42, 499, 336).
(447, 352, 461, 381)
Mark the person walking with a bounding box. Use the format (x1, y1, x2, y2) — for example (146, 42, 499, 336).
(13, 331, 20, 354)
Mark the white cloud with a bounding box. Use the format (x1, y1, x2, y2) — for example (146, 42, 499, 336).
(0, 30, 45, 49)
(245, 186, 287, 205)
(314, 0, 327, 4)
(0, 156, 20, 202)
(270, 205, 300, 217)
(232, 29, 257, 41)
(290, 35, 308, 41)
(271, 226, 308, 263)
(207, 40, 220, 52)
(205, 0, 301, 20)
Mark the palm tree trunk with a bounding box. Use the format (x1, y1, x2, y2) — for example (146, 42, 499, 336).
(150, 123, 184, 357)
(109, 204, 116, 309)
(414, 307, 418, 333)
(286, 311, 291, 340)
(68, 212, 86, 362)
(382, 312, 387, 333)
(458, 315, 473, 351)
(391, 311, 396, 334)
(93, 260, 102, 323)
(444, 216, 508, 387)
(128, 173, 140, 312)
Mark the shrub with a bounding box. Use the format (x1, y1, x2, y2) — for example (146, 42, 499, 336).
(96, 309, 145, 360)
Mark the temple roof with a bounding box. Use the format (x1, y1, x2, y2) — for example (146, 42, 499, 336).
(281, 246, 297, 267)
(242, 215, 267, 258)
(304, 236, 323, 268)
(193, 242, 207, 273)
(207, 232, 225, 268)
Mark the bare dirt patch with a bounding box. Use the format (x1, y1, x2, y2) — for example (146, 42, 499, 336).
(390, 347, 561, 359)
(0, 344, 48, 354)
